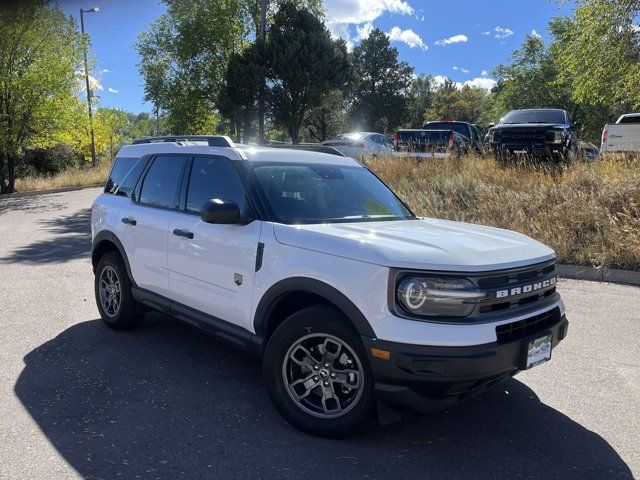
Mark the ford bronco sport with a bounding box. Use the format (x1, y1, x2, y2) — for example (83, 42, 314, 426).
(91, 135, 568, 437)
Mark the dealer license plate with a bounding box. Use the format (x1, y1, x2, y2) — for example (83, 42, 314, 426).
(526, 334, 552, 369)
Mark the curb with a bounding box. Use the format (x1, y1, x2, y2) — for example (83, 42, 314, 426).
(0, 183, 103, 200)
(557, 263, 640, 287)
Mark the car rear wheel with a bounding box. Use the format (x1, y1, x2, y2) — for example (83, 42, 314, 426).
(95, 251, 143, 330)
(263, 305, 375, 437)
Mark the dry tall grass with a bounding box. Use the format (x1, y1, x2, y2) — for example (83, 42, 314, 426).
(13, 162, 111, 193)
(369, 154, 640, 271)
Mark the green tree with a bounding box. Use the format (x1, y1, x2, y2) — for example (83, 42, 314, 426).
(304, 89, 347, 141)
(136, 0, 251, 134)
(427, 84, 487, 124)
(350, 28, 414, 132)
(0, 0, 82, 193)
(265, 1, 350, 143)
(555, 0, 640, 110)
(405, 74, 436, 128)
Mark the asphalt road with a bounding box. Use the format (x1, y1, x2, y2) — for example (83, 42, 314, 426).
(0, 187, 638, 480)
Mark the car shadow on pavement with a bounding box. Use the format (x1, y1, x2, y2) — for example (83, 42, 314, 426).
(0, 208, 91, 264)
(15, 314, 633, 480)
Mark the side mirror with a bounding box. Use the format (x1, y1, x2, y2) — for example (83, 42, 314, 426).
(200, 199, 251, 225)
(571, 122, 583, 131)
(488, 123, 495, 128)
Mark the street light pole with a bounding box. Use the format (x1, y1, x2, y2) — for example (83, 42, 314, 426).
(80, 7, 99, 167)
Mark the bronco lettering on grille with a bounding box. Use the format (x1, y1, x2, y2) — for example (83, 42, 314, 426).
(496, 276, 557, 298)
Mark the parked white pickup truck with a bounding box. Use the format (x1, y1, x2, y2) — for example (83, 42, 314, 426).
(601, 113, 640, 152)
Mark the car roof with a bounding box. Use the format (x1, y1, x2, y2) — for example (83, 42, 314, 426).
(116, 142, 362, 167)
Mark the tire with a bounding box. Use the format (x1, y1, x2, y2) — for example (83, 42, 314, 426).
(94, 251, 143, 330)
(263, 305, 375, 438)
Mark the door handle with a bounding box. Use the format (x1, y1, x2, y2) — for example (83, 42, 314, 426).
(173, 228, 194, 239)
(121, 217, 137, 226)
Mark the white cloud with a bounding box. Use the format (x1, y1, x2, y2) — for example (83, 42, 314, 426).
(75, 71, 103, 92)
(356, 22, 374, 40)
(435, 34, 468, 46)
(494, 26, 514, 39)
(325, 0, 414, 50)
(530, 29, 542, 39)
(100, 68, 112, 74)
(325, 0, 413, 24)
(481, 69, 488, 75)
(464, 77, 497, 91)
(108, 87, 119, 94)
(482, 31, 491, 36)
(387, 26, 428, 50)
(452, 66, 469, 74)
(432, 75, 462, 90)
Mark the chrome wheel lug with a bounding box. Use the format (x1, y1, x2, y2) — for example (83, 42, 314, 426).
(324, 362, 330, 368)
(330, 372, 336, 378)
(313, 364, 320, 370)
(313, 376, 319, 382)
(323, 381, 330, 387)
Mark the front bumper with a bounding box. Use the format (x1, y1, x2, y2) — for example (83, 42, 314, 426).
(363, 313, 569, 414)
(490, 143, 567, 158)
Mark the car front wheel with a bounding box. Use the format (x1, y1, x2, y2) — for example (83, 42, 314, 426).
(263, 305, 375, 437)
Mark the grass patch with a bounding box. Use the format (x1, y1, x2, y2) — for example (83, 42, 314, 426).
(368, 154, 640, 271)
(13, 162, 111, 193)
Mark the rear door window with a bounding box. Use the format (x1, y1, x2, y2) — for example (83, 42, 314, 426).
(105, 157, 148, 197)
(139, 156, 188, 209)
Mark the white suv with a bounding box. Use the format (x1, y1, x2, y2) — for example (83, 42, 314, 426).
(91, 136, 568, 437)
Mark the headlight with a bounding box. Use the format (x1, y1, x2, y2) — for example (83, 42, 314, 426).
(396, 276, 486, 318)
(552, 131, 564, 143)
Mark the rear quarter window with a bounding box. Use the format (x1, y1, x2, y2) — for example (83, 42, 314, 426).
(105, 156, 148, 198)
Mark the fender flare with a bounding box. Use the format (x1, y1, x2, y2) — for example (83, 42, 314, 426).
(253, 277, 376, 339)
(91, 230, 136, 285)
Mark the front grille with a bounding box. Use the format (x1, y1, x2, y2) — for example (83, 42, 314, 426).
(495, 307, 561, 344)
(497, 129, 553, 144)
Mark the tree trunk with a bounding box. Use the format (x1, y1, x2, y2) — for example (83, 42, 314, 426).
(7, 155, 15, 194)
(0, 156, 7, 194)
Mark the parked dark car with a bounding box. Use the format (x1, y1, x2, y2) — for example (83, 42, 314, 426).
(423, 121, 483, 151)
(393, 129, 469, 158)
(487, 109, 581, 162)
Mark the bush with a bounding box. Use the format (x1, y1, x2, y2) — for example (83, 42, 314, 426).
(17, 143, 85, 178)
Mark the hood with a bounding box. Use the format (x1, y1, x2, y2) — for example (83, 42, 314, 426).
(273, 219, 555, 272)
(491, 123, 566, 131)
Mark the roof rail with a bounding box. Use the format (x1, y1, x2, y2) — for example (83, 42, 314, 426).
(265, 143, 346, 157)
(131, 135, 235, 147)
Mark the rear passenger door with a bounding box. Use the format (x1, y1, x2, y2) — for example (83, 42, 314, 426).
(124, 155, 189, 297)
(167, 156, 262, 331)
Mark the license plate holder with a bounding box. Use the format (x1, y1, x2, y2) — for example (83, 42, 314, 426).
(525, 334, 552, 369)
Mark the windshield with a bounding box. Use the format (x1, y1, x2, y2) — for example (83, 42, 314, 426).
(424, 122, 470, 138)
(501, 109, 566, 125)
(250, 162, 414, 224)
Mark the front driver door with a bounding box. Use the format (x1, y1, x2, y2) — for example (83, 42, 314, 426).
(167, 156, 262, 332)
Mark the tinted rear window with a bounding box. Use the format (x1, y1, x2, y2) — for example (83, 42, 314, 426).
(105, 157, 148, 197)
(396, 130, 450, 145)
(501, 110, 566, 124)
(424, 122, 470, 138)
(618, 115, 640, 124)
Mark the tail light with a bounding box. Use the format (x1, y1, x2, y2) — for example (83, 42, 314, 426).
(393, 132, 398, 150)
(448, 132, 454, 150)
(601, 128, 608, 146)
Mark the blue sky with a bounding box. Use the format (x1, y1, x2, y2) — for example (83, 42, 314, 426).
(58, 0, 575, 113)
